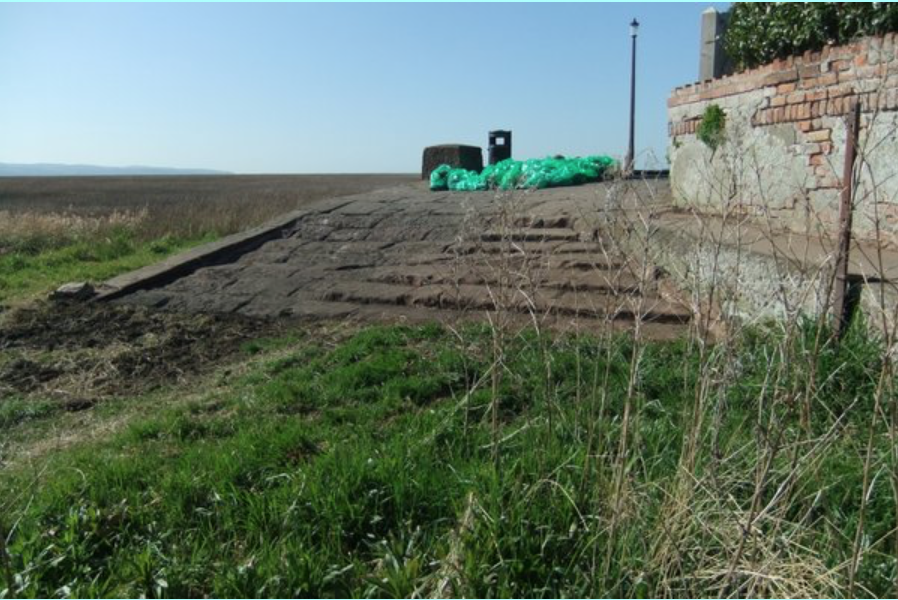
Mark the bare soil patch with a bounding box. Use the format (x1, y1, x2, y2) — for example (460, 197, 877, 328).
(0, 301, 279, 400)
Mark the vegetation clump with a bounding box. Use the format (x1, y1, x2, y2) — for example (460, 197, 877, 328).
(697, 104, 727, 151)
(725, 2, 898, 71)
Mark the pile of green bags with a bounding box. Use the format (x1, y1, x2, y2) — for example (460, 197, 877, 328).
(430, 155, 616, 192)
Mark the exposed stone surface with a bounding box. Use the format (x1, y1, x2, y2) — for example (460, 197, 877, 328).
(51, 282, 96, 302)
(620, 209, 898, 339)
(115, 181, 695, 339)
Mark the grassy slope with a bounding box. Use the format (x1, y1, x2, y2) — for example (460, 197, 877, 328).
(0, 230, 213, 305)
(2, 321, 894, 597)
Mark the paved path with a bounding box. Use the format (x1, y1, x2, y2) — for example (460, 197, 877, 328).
(117, 181, 694, 338)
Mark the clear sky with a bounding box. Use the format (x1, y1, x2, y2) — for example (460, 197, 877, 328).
(0, 2, 729, 174)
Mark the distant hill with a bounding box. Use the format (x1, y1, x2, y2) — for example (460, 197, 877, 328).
(0, 162, 230, 176)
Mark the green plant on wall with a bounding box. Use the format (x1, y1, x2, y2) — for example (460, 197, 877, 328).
(697, 104, 726, 151)
(724, 2, 898, 71)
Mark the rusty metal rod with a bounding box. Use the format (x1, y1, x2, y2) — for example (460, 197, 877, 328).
(833, 101, 861, 340)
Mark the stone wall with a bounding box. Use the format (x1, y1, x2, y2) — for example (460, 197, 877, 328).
(668, 34, 898, 244)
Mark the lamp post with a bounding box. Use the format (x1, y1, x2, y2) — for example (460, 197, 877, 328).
(625, 18, 639, 174)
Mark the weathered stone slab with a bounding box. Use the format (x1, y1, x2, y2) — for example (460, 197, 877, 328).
(108, 180, 695, 338)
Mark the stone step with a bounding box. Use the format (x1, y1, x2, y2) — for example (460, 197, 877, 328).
(449, 240, 626, 260)
(554, 241, 612, 254)
(465, 240, 623, 256)
(290, 297, 690, 342)
(551, 254, 653, 275)
(365, 266, 649, 294)
(513, 215, 572, 229)
(448, 241, 568, 256)
(321, 282, 416, 307)
(440, 249, 636, 273)
(320, 282, 691, 324)
(480, 228, 581, 243)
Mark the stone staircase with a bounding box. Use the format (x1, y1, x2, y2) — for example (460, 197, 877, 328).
(116, 182, 696, 338)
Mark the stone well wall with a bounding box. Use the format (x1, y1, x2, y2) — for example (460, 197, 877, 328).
(668, 34, 898, 244)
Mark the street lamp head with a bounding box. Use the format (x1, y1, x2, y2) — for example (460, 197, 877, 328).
(630, 18, 640, 37)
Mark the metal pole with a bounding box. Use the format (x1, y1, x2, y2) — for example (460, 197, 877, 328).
(626, 21, 638, 174)
(833, 101, 861, 340)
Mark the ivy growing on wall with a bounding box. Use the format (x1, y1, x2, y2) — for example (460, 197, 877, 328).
(697, 104, 726, 152)
(724, 2, 898, 71)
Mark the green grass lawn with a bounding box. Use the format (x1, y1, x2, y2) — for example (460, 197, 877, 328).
(0, 229, 213, 305)
(2, 319, 895, 597)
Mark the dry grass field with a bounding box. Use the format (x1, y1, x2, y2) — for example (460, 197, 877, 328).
(0, 174, 417, 304)
(0, 174, 418, 239)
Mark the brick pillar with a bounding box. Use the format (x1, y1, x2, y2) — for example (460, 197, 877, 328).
(699, 7, 731, 81)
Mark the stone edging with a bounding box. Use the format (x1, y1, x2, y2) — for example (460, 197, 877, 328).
(94, 195, 357, 302)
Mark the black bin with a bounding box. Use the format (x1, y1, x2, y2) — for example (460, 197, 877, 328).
(488, 130, 512, 165)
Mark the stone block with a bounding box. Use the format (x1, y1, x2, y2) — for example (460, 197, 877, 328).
(799, 64, 820, 79)
(826, 98, 845, 116)
(803, 142, 823, 154)
(806, 129, 831, 143)
(884, 34, 895, 62)
(777, 82, 797, 94)
(886, 89, 898, 110)
(856, 65, 885, 79)
(829, 86, 852, 98)
(822, 72, 841, 86)
(421, 144, 483, 180)
(809, 189, 838, 213)
(699, 7, 733, 80)
(818, 175, 841, 189)
(869, 46, 881, 66)
(51, 282, 96, 302)
(808, 153, 827, 166)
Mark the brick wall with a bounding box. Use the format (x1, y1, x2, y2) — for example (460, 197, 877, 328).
(668, 34, 898, 243)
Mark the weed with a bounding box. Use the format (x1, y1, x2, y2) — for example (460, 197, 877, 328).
(697, 103, 727, 151)
(0, 396, 55, 428)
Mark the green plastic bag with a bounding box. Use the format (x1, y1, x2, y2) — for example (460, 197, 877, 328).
(429, 164, 452, 191)
(431, 155, 616, 192)
(447, 168, 487, 191)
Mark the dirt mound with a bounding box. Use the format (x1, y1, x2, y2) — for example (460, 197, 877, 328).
(0, 301, 278, 398)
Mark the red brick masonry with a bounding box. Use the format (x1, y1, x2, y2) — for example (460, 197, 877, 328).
(669, 34, 898, 193)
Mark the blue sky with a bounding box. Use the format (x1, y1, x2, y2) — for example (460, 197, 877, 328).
(0, 3, 728, 173)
